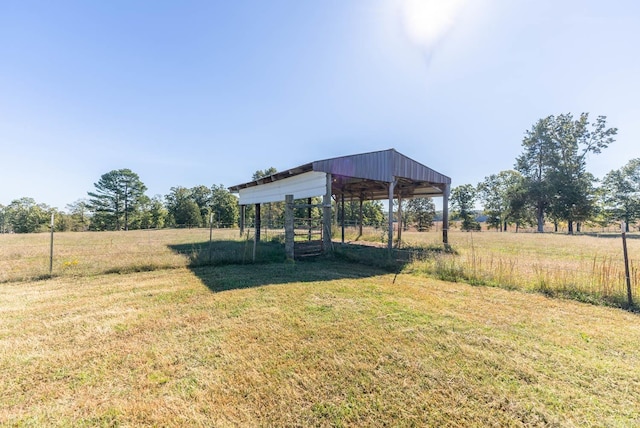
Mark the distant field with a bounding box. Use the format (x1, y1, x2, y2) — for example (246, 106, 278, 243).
(1, 227, 639, 307)
(0, 228, 267, 282)
(1, 261, 639, 426)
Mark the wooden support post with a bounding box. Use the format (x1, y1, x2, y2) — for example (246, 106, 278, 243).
(358, 197, 363, 238)
(308, 197, 312, 241)
(285, 195, 294, 261)
(388, 180, 395, 251)
(442, 184, 450, 245)
(322, 173, 332, 252)
(239, 205, 245, 236)
(397, 193, 403, 248)
(341, 193, 345, 244)
(255, 203, 261, 242)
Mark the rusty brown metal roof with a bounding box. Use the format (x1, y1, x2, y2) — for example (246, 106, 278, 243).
(229, 148, 451, 201)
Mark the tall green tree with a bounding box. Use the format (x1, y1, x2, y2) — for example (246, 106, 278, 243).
(127, 195, 166, 230)
(516, 113, 616, 232)
(210, 184, 239, 228)
(515, 117, 557, 232)
(340, 200, 385, 227)
(450, 184, 480, 231)
(148, 195, 168, 229)
(87, 169, 147, 231)
(601, 158, 640, 231)
(362, 201, 385, 226)
(405, 198, 436, 231)
(165, 186, 203, 227)
(5, 197, 50, 233)
(65, 199, 90, 231)
(252, 167, 278, 181)
(507, 179, 535, 232)
(548, 114, 615, 233)
(51, 208, 71, 232)
(477, 170, 525, 232)
(190, 185, 213, 221)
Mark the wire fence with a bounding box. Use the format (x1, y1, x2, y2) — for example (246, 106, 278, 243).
(0, 227, 247, 282)
(1, 225, 638, 307)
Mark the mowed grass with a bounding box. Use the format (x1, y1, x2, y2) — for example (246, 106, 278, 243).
(1, 261, 640, 426)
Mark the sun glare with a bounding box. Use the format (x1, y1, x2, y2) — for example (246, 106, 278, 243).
(400, 0, 467, 50)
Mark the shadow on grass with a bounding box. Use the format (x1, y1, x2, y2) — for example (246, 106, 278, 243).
(332, 242, 455, 270)
(168, 239, 287, 267)
(167, 240, 454, 293)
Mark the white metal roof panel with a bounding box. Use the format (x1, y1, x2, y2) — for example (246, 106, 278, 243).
(237, 171, 327, 205)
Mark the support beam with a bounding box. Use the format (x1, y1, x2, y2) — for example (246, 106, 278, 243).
(388, 179, 395, 251)
(255, 203, 261, 242)
(397, 193, 402, 248)
(308, 197, 312, 241)
(442, 184, 450, 245)
(358, 197, 363, 238)
(341, 193, 345, 244)
(239, 205, 245, 236)
(285, 195, 294, 260)
(322, 173, 332, 252)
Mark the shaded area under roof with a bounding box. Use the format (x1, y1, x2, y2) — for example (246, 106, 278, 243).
(228, 148, 451, 201)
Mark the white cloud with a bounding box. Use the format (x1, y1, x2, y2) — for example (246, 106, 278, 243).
(400, 0, 468, 51)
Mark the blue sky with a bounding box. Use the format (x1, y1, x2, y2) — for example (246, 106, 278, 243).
(2, 0, 639, 210)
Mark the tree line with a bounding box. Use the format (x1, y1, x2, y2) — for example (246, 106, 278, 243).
(0, 169, 240, 233)
(0, 167, 437, 234)
(450, 112, 639, 233)
(4, 112, 633, 235)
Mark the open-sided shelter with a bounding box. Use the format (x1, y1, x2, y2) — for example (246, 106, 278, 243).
(228, 149, 452, 254)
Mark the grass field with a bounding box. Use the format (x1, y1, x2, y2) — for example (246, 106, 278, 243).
(2, 228, 640, 425)
(408, 230, 640, 308)
(1, 259, 640, 426)
(2, 228, 639, 308)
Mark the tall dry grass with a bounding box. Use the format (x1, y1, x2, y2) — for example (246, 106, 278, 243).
(0, 228, 285, 282)
(400, 230, 640, 307)
(2, 227, 639, 307)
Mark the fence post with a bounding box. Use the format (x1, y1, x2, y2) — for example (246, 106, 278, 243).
(622, 222, 633, 307)
(208, 213, 214, 264)
(252, 226, 257, 262)
(49, 212, 54, 276)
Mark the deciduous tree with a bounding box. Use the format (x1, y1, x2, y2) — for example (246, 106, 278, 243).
(165, 187, 203, 227)
(601, 158, 640, 231)
(477, 170, 525, 232)
(190, 185, 213, 221)
(405, 198, 436, 231)
(211, 184, 238, 228)
(450, 184, 480, 231)
(5, 197, 50, 233)
(516, 113, 616, 232)
(66, 199, 90, 231)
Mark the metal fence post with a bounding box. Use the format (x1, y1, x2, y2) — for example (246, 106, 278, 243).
(622, 222, 633, 306)
(49, 213, 54, 276)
